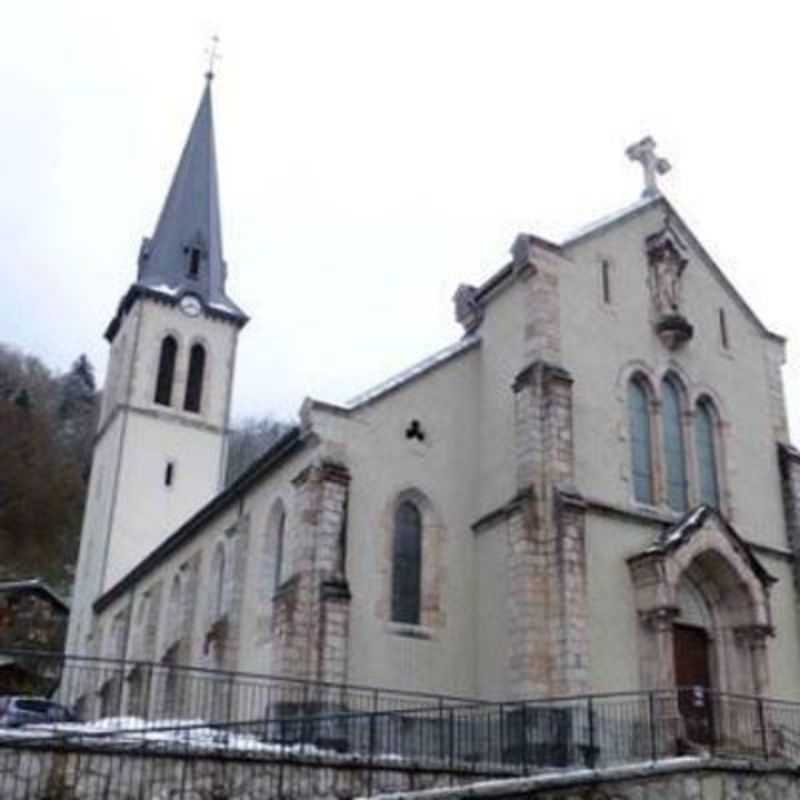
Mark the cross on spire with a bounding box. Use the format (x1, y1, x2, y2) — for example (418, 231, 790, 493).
(626, 136, 671, 198)
(205, 35, 221, 81)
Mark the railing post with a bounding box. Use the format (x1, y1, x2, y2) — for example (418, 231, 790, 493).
(586, 697, 596, 769)
(227, 673, 235, 727)
(520, 702, 529, 774)
(758, 697, 769, 761)
(448, 707, 455, 783)
(648, 691, 657, 762)
(367, 706, 376, 797)
(438, 697, 446, 762)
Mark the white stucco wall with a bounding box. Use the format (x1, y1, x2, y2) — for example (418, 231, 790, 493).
(318, 345, 482, 697)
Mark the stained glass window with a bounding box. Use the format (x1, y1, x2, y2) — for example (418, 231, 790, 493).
(391, 501, 422, 625)
(628, 378, 654, 504)
(696, 399, 720, 508)
(662, 376, 688, 512)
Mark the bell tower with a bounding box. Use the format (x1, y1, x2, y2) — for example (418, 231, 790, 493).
(67, 74, 247, 656)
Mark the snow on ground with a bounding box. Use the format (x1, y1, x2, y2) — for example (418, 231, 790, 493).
(0, 716, 337, 756)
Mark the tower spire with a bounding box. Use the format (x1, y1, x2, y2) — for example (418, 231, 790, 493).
(136, 68, 244, 321)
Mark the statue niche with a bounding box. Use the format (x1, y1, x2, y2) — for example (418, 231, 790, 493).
(646, 225, 693, 350)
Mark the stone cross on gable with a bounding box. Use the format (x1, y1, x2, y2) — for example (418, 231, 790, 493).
(626, 136, 671, 198)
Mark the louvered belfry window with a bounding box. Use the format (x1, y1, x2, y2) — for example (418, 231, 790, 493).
(628, 378, 654, 504)
(662, 375, 688, 512)
(391, 500, 422, 625)
(154, 336, 178, 406)
(184, 344, 206, 412)
(696, 399, 720, 508)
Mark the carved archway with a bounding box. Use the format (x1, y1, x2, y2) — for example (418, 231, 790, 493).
(628, 506, 775, 698)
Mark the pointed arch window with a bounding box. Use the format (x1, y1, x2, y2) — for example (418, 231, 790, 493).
(184, 344, 206, 413)
(391, 500, 422, 625)
(695, 398, 720, 508)
(662, 375, 688, 512)
(154, 336, 178, 406)
(210, 543, 226, 621)
(274, 509, 286, 591)
(167, 575, 182, 645)
(628, 377, 654, 505)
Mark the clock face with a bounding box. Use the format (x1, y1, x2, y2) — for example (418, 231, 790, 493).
(179, 295, 202, 317)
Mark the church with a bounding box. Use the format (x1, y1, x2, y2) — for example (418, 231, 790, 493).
(66, 73, 800, 722)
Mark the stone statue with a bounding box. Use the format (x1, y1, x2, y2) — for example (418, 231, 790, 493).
(647, 228, 688, 315)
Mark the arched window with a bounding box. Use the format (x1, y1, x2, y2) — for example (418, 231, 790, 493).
(662, 375, 688, 512)
(274, 509, 286, 591)
(211, 543, 226, 621)
(628, 377, 654, 504)
(184, 344, 206, 412)
(167, 575, 182, 645)
(695, 398, 720, 508)
(391, 500, 422, 625)
(154, 336, 177, 406)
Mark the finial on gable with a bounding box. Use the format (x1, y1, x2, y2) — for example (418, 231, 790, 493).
(205, 35, 222, 82)
(626, 136, 671, 198)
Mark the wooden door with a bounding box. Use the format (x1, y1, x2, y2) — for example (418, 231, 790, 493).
(674, 624, 713, 744)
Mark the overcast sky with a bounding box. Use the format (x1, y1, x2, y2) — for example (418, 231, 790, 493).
(4, 1, 800, 435)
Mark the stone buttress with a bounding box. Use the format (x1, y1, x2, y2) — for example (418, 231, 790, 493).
(506, 238, 590, 698)
(271, 461, 352, 690)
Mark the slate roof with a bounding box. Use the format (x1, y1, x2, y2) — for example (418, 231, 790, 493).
(106, 79, 246, 341)
(94, 426, 306, 612)
(345, 335, 480, 410)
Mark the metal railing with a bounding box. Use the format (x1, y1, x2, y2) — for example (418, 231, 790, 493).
(2, 650, 800, 797)
(0, 648, 481, 726)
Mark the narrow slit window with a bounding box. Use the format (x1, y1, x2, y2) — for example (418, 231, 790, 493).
(164, 461, 175, 487)
(154, 336, 177, 406)
(184, 344, 206, 413)
(719, 309, 729, 350)
(601, 260, 612, 304)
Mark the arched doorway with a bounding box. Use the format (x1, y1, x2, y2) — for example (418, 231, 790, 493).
(628, 507, 776, 747)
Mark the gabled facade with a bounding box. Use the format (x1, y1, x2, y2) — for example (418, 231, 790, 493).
(68, 96, 800, 715)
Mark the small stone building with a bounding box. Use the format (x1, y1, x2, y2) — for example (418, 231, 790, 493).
(66, 78, 800, 717)
(0, 578, 69, 694)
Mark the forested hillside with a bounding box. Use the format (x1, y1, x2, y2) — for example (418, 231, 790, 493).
(0, 342, 289, 598)
(0, 346, 98, 596)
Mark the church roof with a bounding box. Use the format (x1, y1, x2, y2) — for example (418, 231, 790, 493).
(111, 78, 245, 336)
(345, 335, 481, 410)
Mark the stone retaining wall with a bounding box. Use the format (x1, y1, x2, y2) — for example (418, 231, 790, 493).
(371, 757, 800, 799)
(0, 743, 506, 800)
